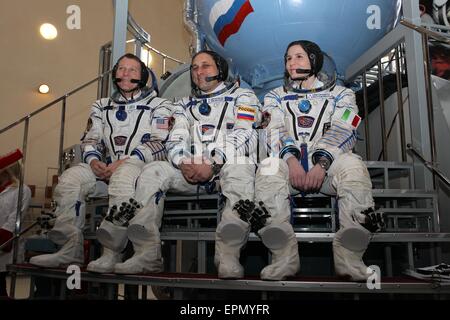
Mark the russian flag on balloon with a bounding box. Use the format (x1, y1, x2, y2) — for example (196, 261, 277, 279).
(209, 0, 254, 46)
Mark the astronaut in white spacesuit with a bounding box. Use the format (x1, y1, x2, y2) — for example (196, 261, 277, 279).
(120, 50, 263, 276)
(257, 40, 384, 281)
(30, 53, 176, 271)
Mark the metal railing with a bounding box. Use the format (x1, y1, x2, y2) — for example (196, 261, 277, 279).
(0, 70, 112, 172)
(0, 70, 112, 297)
(356, 42, 408, 162)
(352, 18, 450, 189)
(400, 19, 450, 188)
(145, 43, 184, 74)
(407, 144, 450, 187)
(139, 40, 185, 75)
(401, 19, 450, 45)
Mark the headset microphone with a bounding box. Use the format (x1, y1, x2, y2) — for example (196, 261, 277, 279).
(114, 78, 141, 83)
(205, 75, 220, 82)
(292, 68, 313, 81)
(295, 68, 311, 74)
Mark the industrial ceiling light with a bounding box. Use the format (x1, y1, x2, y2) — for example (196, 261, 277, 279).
(38, 84, 50, 94)
(40, 23, 58, 40)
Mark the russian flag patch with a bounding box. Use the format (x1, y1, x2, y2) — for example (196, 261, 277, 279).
(236, 105, 255, 121)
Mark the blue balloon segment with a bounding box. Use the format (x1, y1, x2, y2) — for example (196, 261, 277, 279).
(196, 0, 401, 97)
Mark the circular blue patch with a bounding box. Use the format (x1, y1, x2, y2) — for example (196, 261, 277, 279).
(298, 100, 312, 114)
(141, 133, 152, 143)
(199, 100, 211, 116)
(116, 109, 128, 121)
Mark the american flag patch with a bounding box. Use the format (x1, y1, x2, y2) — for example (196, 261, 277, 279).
(236, 105, 255, 121)
(155, 117, 169, 130)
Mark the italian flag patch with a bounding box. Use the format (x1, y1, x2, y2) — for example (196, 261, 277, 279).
(341, 108, 361, 128)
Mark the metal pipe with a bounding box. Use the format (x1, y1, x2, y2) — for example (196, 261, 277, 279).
(362, 71, 371, 160)
(134, 41, 143, 61)
(58, 97, 67, 175)
(183, 0, 202, 55)
(401, 19, 450, 44)
(377, 60, 388, 160)
(98, 42, 112, 99)
(9, 117, 29, 298)
(111, 0, 128, 68)
(163, 57, 167, 75)
(421, 33, 437, 188)
(127, 13, 150, 44)
(98, 46, 105, 99)
(0, 221, 39, 252)
(0, 71, 111, 135)
(395, 47, 407, 161)
(407, 144, 450, 187)
(143, 43, 184, 64)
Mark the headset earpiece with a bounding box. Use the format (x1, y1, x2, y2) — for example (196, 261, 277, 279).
(139, 60, 149, 88)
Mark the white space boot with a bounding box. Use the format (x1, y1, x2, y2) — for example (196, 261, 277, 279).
(114, 241, 163, 274)
(259, 222, 300, 280)
(333, 226, 374, 281)
(29, 224, 84, 268)
(87, 247, 124, 273)
(87, 220, 128, 273)
(29, 163, 96, 268)
(214, 217, 249, 279)
(113, 209, 163, 274)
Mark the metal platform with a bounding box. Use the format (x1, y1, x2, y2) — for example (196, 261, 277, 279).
(159, 231, 450, 242)
(7, 264, 450, 299)
(21, 161, 450, 299)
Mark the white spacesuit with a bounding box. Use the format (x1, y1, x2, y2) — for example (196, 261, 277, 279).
(30, 54, 175, 270)
(257, 40, 384, 281)
(121, 50, 262, 277)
